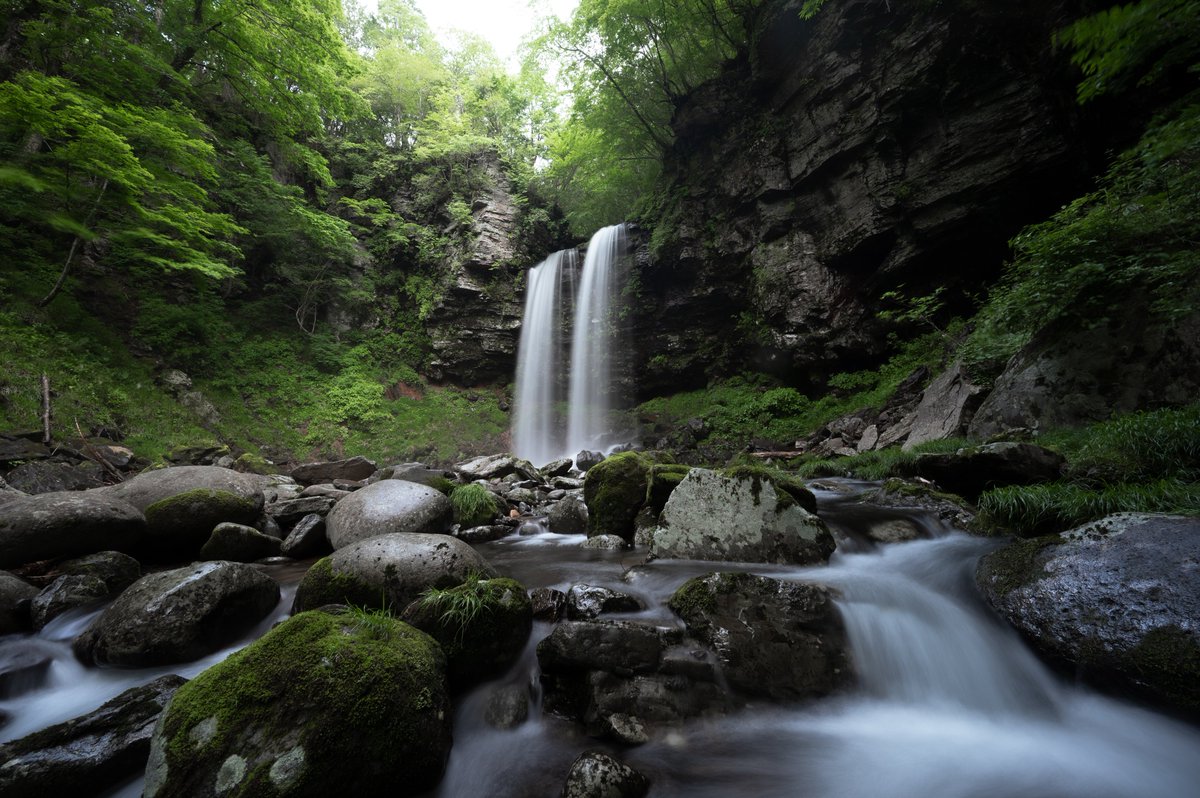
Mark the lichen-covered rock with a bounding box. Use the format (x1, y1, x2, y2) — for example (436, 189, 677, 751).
(582, 452, 654, 542)
(143, 488, 263, 558)
(289, 455, 376, 485)
(292, 533, 497, 613)
(199, 522, 282, 562)
(326, 480, 453, 550)
(580, 535, 626, 551)
(0, 674, 184, 798)
(0, 492, 146, 569)
(976, 513, 1200, 713)
(649, 469, 834, 564)
(0, 570, 38, 635)
(74, 561, 279, 667)
(561, 751, 650, 798)
(902, 362, 986, 450)
(402, 576, 532, 688)
(143, 609, 451, 798)
(669, 572, 851, 701)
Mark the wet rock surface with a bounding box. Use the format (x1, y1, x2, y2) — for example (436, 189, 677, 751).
(199, 523, 282, 562)
(561, 751, 650, 798)
(0, 492, 146, 569)
(74, 561, 280, 667)
(669, 572, 852, 701)
(977, 513, 1200, 713)
(0, 674, 185, 798)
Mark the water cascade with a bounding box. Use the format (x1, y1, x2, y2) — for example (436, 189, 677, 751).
(512, 224, 630, 464)
(511, 249, 577, 466)
(565, 223, 628, 457)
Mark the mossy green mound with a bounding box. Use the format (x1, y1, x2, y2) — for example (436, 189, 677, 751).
(144, 609, 451, 798)
(143, 488, 261, 557)
(403, 576, 533, 688)
(584, 451, 683, 541)
(449, 484, 502, 528)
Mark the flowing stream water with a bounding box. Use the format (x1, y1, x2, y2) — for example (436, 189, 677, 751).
(3, 488, 1199, 796)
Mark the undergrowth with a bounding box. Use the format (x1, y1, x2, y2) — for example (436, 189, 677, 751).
(449, 484, 501, 527)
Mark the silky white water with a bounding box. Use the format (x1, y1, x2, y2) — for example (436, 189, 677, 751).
(511, 248, 576, 466)
(565, 223, 628, 457)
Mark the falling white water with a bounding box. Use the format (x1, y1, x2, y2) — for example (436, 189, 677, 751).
(566, 224, 627, 456)
(512, 249, 576, 466)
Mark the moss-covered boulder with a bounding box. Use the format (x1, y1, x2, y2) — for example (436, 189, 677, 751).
(143, 488, 262, 558)
(143, 609, 452, 798)
(292, 532, 497, 613)
(977, 513, 1200, 714)
(402, 576, 532, 688)
(646, 464, 692, 515)
(583, 452, 654, 541)
(648, 469, 835, 564)
(199, 523, 282, 562)
(73, 561, 279, 667)
(102, 465, 265, 513)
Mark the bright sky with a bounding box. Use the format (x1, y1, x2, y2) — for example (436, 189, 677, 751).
(411, 0, 580, 67)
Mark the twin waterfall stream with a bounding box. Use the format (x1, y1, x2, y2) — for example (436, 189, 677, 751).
(2, 228, 1199, 796)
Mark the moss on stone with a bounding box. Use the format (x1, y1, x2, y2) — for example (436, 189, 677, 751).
(583, 451, 654, 540)
(1123, 625, 1200, 712)
(668, 572, 749, 620)
(233, 453, 274, 475)
(646, 463, 691, 514)
(975, 535, 1064, 599)
(722, 464, 817, 514)
(403, 576, 532, 689)
(151, 609, 450, 797)
(292, 556, 380, 613)
(144, 488, 261, 554)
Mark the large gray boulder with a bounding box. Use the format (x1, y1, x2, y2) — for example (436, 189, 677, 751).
(0, 674, 184, 798)
(669, 572, 851, 701)
(101, 465, 265, 512)
(326, 479, 453, 549)
(74, 561, 279, 667)
(143, 609, 451, 798)
(0, 492, 146, 569)
(977, 513, 1200, 713)
(292, 532, 497, 613)
(648, 469, 835, 564)
(0, 570, 38, 635)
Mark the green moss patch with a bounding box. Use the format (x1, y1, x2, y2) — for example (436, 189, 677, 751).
(291, 556, 380, 613)
(143, 488, 261, 555)
(149, 609, 450, 797)
(975, 536, 1064, 599)
(583, 451, 655, 540)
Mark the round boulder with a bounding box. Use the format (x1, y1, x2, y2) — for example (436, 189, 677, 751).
(977, 513, 1200, 713)
(0, 492, 146, 569)
(292, 532, 497, 613)
(326, 480, 453, 550)
(402, 576, 533, 688)
(548, 496, 589, 534)
(143, 488, 263, 558)
(101, 465, 265, 512)
(199, 523, 282, 563)
(561, 751, 650, 798)
(143, 609, 451, 798)
(73, 561, 280, 667)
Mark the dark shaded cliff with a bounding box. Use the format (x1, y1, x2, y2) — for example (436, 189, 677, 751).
(633, 0, 1097, 397)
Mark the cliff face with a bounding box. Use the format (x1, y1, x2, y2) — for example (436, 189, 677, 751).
(635, 0, 1090, 396)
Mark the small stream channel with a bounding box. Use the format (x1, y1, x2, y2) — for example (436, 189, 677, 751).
(3, 483, 1199, 796)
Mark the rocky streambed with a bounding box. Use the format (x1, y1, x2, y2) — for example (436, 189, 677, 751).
(1, 453, 1198, 796)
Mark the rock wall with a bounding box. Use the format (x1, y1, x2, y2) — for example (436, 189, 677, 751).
(634, 0, 1092, 397)
(424, 157, 528, 385)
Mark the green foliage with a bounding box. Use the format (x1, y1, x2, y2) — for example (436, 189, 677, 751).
(979, 480, 1200, 536)
(449, 484, 501, 528)
(345, 603, 402, 640)
(418, 571, 492, 641)
(792, 438, 971, 481)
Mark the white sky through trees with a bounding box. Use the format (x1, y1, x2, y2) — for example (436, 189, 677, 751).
(361, 0, 580, 66)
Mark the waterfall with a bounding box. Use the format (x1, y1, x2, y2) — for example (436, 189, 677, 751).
(512, 224, 630, 466)
(566, 223, 628, 457)
(512, 249, 576, 467)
